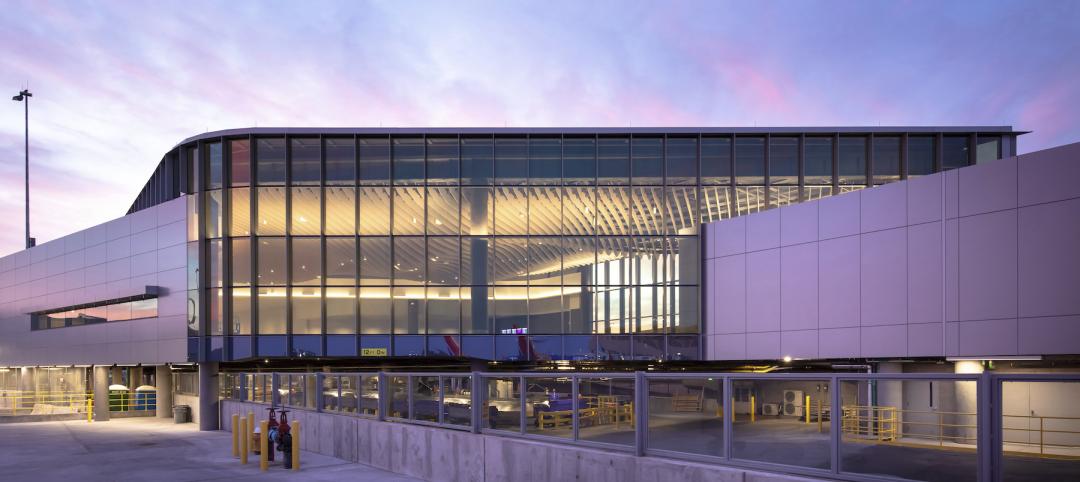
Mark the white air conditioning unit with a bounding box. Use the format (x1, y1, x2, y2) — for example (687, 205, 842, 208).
(783, 390, 805, 417)
(783, 403, 804, 417)
(762, 403, 780, 416)
(784, 390, 805, 406)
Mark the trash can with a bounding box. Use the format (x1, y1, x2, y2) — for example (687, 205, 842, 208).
(134, 385, 156, 411)
(108, 384, 130, 412)
(173, 404, 191, 423)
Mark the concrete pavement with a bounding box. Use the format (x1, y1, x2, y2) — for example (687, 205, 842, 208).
(0, 417, 420, 482)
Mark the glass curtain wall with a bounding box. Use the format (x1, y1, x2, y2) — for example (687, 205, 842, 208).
(192, 130, 988, 361)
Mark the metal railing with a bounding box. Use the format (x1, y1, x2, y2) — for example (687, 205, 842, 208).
(223, 371, 1080, 482)
(0, 390, 93, 417)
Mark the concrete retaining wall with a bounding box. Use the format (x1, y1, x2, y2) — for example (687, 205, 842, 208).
(221, 400, 827, 482)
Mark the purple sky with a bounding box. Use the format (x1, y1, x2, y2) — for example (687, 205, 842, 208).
(1, 0, 1078, 256)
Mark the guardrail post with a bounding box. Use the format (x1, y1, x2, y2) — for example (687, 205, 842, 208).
(634, 371, 646, 456)
(315, 373, 325, 413)
(471, 372, 482, 433)
(722, 376, 732, 460)
(271, 373, 280, 408)
(978, 371, 994, 482)
(571, 374, 580, 441)
(518, 375, 526, 434)
(377, 372, 387, 422)
(830, 375, 840, 475)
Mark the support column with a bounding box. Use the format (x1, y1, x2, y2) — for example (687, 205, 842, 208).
(876, 362, 904, 437)
(93, 366, 110, 422)
(198, 362, 219, 431)
(954, 360, 983, 444)
(156, 365, 173, 418)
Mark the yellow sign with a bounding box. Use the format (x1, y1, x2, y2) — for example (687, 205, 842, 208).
(361, 348, 388, 357)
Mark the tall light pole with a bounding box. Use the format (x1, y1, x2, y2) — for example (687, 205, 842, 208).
(12, 89, 32, 249)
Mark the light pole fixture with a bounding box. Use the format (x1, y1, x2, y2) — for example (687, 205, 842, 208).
(12, 89, 32, 249)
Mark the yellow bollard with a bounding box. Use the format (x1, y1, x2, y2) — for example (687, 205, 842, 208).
(239, 417, 248, 465)
(291, 420, 300, 471)
(805, 395, 811, 424)
(232, 414, 240, 457)
(750, 395, 755, 423)
(730, 397, 736, 422)
(260, 420, 269, 471)
(247, 412, 256, 454)
(87, 397, 92, 423)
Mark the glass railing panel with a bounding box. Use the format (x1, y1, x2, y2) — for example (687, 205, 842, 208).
(647, 376, 723, 457)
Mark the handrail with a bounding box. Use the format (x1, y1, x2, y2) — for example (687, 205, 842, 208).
(221, 370, 1080, 477)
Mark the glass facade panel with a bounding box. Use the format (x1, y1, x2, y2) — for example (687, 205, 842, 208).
(631, 137, 663, 185)
(563, 136, 596, 185)
(324, 187, 354, 235)
(597, 136, 630, 185)
(647, 377, 723, 456)
(495, 136, 528, 185)
(461, 136, 494, 185)
(529, 238, 561, 286)
(769, 136, 798, 185)
(393, 237, 426, 285)
(700, 185, 733, 223)
(427, 237, 460, 286)
(231, 238, 251, 286)
(393, 187, 425, 235)
(205, 190, 223, 238)
(358, 136, 390, 184)
(291, 238, 322, 286)
(529, 136, 561, 185)
(393, 287, 426, 334)
(494, 187, 527, 235)
(427, 287, 460, 334)
(325, 137, 355, 185)
(256, 187, 286, 235)
(427, 187, 460, 235)
(493, 237, 528, 285)
(631, 187, 664, 235)
(256, 138, 286, 185)
(359, 237, 391, 285)
(461, 187, 494, 236)
(804, 136, 833, 185)
(665, 187, 698, 235)
(735, 136, 765, 185)
(524, 187, 558, 235)
(426, 136, 459, 184)
(839, 136, 867, 185)
(873, 136, 901, 184)
(666, 136, 697, 185)
(290, 187, 322, 235)
(596, 187, 630, 235)
(732, 379, 831, 469)
(976, 135, 1001, 163)
(256, 287, 286, 334)
(230, 287, 251, 335)
(207, 142, 223, 190)
(392, 137, 425, 184)
(359, 287, 391, 333)
(291, 286, 322, 334)
(908, 136, 935, 176)
(357, 187, 391, 235)
(561, 187, 593, 235)
(326, 288, 357, 334)
(291, 137, 321, 185)
(230, 139, 250, 187)
(229, 188, 250, 236)
(701, 136, 731, 185)
(257, 238, 286, 286)
(208, 239, 223, 287)
(326, 237, 356, 286)
(943, 135, 970, 170)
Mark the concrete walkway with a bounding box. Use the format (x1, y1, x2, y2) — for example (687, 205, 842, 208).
(0, 417, 420, 482)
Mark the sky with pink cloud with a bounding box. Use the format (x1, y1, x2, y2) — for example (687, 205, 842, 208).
(1, 0, 1078, 256)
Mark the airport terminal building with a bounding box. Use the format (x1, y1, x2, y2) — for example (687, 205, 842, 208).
(2, 127, 1078, 456)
